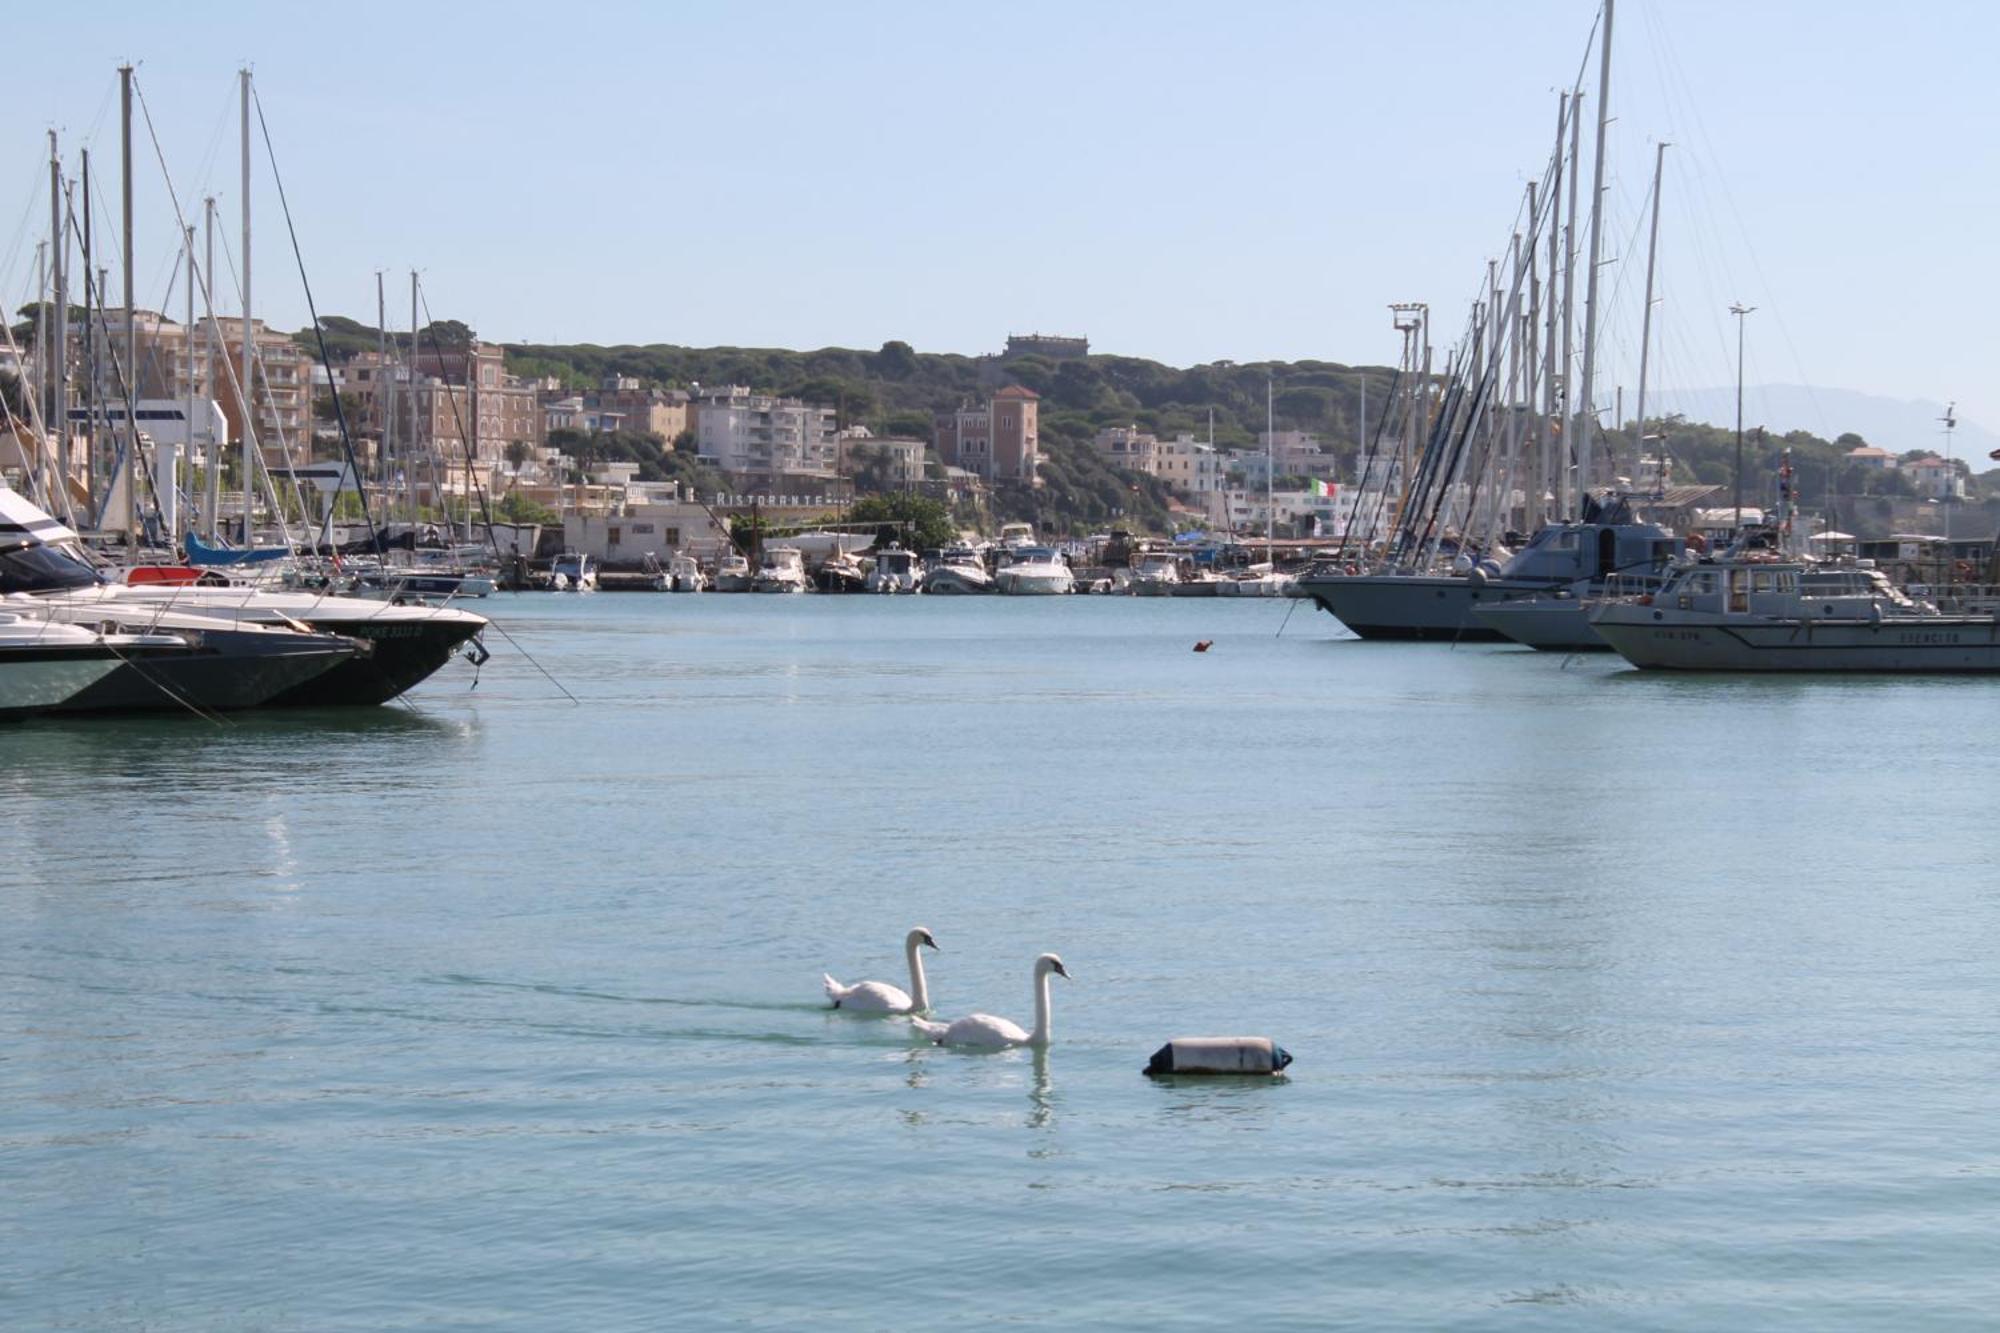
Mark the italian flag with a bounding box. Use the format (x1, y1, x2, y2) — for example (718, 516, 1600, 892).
(1308, 478, 1337, 498)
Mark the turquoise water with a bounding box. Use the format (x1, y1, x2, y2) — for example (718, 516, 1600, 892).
(5, 594, 1999, 1330)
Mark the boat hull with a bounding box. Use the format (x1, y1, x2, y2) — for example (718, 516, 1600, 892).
(50, 630, 361, 713)
(0, 650, 125, 720)
(1295, 573, 1552, 640)
(1594, 613, 2000, 672)
(266, 617, 484, 706)
(1469, 598, 1612, 651)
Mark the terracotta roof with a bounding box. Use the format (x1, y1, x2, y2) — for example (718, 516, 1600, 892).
(993, 385, 1040, 400)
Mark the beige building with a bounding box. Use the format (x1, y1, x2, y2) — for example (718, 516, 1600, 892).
(585, 377, 690, 440)
(935, 386, 1039, 484)
(837, 427, 926, 487)
(113, 312, 308, 467)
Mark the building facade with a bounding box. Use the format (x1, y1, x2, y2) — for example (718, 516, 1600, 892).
(693, 386, 839, 482)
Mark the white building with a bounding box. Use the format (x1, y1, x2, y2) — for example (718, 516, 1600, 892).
(694, 385, 838, 480)
(1903, 454, 1966, 500)
(562, 501, 733, 563)
(837, 426, 926, 487)
(1091, 424, 1159, 474)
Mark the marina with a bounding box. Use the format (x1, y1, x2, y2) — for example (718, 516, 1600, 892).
(6, 0, 1999, 1327)
(7, 593, 1999, 1329)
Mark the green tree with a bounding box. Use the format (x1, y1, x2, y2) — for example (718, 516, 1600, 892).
(870, 339, 918, 379)
(503, 439, 533, 473)
(847, 492, 956, 550)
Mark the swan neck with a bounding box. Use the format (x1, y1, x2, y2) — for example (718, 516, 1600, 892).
(1030, 967, 1053, 1047)
(905, 938, 930, 1011)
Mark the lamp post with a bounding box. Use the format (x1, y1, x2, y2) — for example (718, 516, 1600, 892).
(1729, 302, 1755, 527)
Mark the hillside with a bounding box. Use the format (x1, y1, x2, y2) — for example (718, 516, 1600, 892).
(302, 318, 1999, 536)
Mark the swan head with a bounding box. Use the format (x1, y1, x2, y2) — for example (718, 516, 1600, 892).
(906, 927, 940, 952)
(1037, 952, 1070, 980)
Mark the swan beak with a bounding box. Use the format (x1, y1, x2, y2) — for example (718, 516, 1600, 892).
(922, 935, 940, 951)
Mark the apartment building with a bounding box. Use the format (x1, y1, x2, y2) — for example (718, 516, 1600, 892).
(111, 312, 307, 466)
(693, 385, 839, 481)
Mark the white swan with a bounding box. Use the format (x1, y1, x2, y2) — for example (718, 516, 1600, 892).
(823, 927, 939, 1013)
(909, 952, 1069, 1048)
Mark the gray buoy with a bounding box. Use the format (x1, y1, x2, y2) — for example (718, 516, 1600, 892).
(1144, 1036, 1293, 1076)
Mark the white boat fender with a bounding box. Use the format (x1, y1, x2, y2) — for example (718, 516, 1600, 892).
(1144, 1036, 1292, 1076)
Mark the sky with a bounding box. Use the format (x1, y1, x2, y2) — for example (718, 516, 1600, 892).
(6, 0, 1996, 439)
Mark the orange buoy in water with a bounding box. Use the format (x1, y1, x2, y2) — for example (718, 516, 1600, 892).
(1193, 640, 1213, 653)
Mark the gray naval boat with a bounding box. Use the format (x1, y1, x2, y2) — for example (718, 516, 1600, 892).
(1591, 559, 2000, 672)
(1296, 495, 1680, 641)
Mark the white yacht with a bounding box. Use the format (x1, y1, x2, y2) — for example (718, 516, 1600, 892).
(994, 546, 1075, 596)
(865, 545, 923, 594)
(752, 547, 809, 594)
(1216, 566, 1298, 598)
(664, 553, 706, 592)
(924, 546, 994, 595)
(998, 521, 1037, 552)
(713, 552, 754, 592)
(1127, 551, 1183, 596)
(1591, 559, 2000, 672)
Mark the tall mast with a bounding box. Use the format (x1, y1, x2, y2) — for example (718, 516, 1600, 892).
(33, 241, 48, 499)
(1560, 93, 1582, 518)
(120, 65, 137, 556)
(203, 197, 219, 539)
(1634, 142, 1668, 497)
(175, 222, 196, 544)
(1576, 0, 1614, 501)
(239, 68, 257, 544)
(409, 269, 420, 524)
(48, 132, 69, 511)
(1544, 96, 1564, 528)
(377, 271, 390, 494)
(1265, 373, 1275, 558)
(80, 148, 96, 510)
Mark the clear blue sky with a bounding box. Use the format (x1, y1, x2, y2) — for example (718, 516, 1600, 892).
(7, 0, 1995, 429)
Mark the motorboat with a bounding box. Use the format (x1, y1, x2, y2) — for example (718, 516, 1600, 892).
(816, 551, 868, 594)
(714, 552, 754, 592)
(923, 546, 994, 595)
(0, 488, 487, 707)
(550, 552, 598, 592)
(1591, 558, 2000, 672)
(865, 544, 923, 594)
(1215, 565, 1298, 598)
(997, 521, 1037, 552)
(666, 553, 707, 592)
(752, 547, 809, 594)
(994, 546, 1075, 595)
(1127, 551, 1183, 597)
(0, 613, 184, 721)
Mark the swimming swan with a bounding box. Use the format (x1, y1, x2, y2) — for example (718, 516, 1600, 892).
(909, 952, 1069, 1048)
(823, 927, 939, 1013)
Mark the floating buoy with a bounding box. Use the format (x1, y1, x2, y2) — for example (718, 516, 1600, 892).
(1193, 640, 1213, 653)
(1144, 1036, 1293, 1076)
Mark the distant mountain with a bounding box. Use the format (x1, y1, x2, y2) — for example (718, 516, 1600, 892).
(1654, 385, 1997, 466)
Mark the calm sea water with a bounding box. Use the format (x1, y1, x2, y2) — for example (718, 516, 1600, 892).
(5, 593, 1999, 1330)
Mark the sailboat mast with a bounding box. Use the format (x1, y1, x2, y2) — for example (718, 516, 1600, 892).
(1544, 96, 1564, 528)
(203, 197, 219, 539)
(48, 133, 69, 512)
(239, 68, 257, 545)
(120, 65, 137, 556)
(1576, 0, 1613, 501)
(80, 148, 94, 511)
(409, 270, 420, 525)
(1265, 374, 1274, 558)
(377, 271, 390, 495)
(1634, 141, 1667, 496)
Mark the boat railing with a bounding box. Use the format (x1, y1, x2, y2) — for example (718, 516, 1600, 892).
(1925, 584, 2000, 616)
